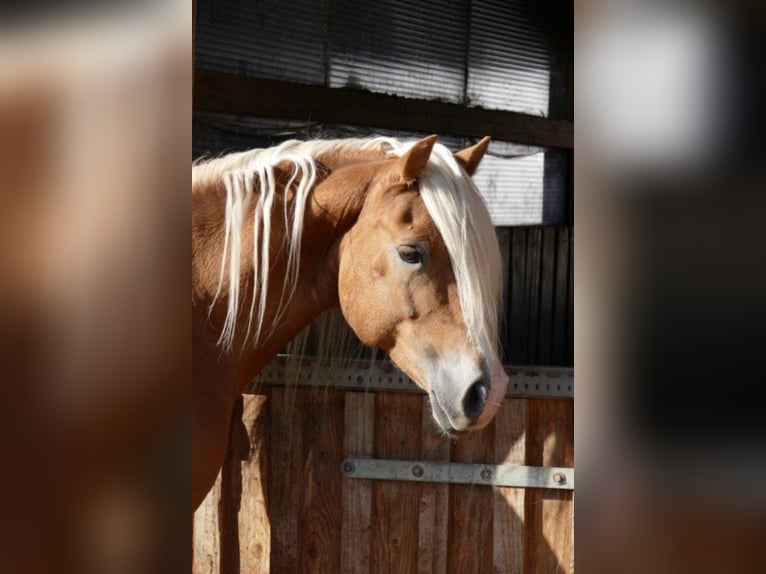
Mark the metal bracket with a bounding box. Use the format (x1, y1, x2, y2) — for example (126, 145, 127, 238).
(252, 357, 573, 400)
(341, 458, 574, 490)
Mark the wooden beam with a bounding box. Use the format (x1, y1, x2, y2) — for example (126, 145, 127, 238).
(193, 69, 574, 150)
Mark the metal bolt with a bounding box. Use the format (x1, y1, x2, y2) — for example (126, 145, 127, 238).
(412, 464, 424, 478)
(480, 468, 492, 481)
(342, 461, 355, 474)
(553, 472, 566, 485)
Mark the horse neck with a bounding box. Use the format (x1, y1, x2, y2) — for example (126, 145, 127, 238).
(192, 154, 383, 396)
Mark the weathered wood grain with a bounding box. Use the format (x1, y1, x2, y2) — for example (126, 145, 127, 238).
(301, 388, 345, 573)
(496, 228, 512, 363)
(237, 394, 270, 574)
(541, 400, 574, 574)
(418, 398, 451, 574)
(449, 420, 494, 574)
(341, 392, 375, 574)
(194, 389, 573, 574)
(493, 398, 528, 573)
(539, 227, 556, 364)
(269, 388, 304, 572)
(525, 228, 543, 363)
(219, 398, 245, 574)
(371, 393, 421, 574)
(552, 227, 571, 365)
(510, 227, 529, 363)
(193, 471, 222, 574)
(525, 400, 574, 574)
(566, 228, 574, 365)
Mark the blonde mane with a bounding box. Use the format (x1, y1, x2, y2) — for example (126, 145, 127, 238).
(394, 140, 502, 358)
(193, 137, 501, 361)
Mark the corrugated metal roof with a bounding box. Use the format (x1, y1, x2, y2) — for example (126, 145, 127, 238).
(328, 0, 467, 102)
(195, 0, 563, 117)
(467, 0, 552, 116)
(194, 0, 327, 84)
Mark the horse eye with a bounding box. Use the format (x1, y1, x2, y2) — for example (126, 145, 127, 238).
(398, 245, 424, 265)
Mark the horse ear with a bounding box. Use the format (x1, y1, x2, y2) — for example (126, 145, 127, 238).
(398, 134, 438, 182)
(454, 136, 491, 175)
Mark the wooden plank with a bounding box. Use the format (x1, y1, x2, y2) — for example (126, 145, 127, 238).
(193, 70, 574, 149)
(552, 227, 571, 365)
(493, 399, 527, 574)
(566, 228, 574, 365)
(301, 388, 345, 573)
(448, 420, 494, 574)
(269, 388, 304, 572)
(219, 398, 244, 574)
(540, 400, 574, 574)
(341, 392, 375, 574)
(538, 227, 556, 364)
(417, 398, 451, 574)
(510, 228, 529, 363)
(238, 394, 270, 574)
(193, 470, 222, 574)
(525, 400, 574, 574)
(525, 228, 543, 364)
(371, 393, 421, 574)
(496, 228, 512, 363)
(523, 401, 544, 574)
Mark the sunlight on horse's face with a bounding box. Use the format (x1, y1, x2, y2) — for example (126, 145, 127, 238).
(338, 170, 491, 434)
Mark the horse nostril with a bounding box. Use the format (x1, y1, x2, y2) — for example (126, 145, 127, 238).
(462, 378, 488, 420)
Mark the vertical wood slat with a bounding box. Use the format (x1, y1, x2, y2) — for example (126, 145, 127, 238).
(237, 395, 270, 574)
(448, 422, 495, 574)
(193, 471, 222, 574)
(301, 389, 345, 573)
(540, 400, 574, 574)
(525, 400, 574, 574)
(510, 227, 529, 363)
(566, 228, 574, 365)
(496, 228, 512, 363)
(552, 227, 571, 365)
(525, 228, 543, 363)
(418, 399, 451, 574)
(505, 224, 573, 367)
(538, 227, 556, 364)
(270, 388, 304, 572)
(341, 392, 375, 574)
(219, 398, 244, 574)
(493, 398, 527, 574)
(371, 394, 421, 574)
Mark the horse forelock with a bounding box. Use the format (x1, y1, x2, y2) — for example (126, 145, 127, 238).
(388, 141, 503, 357)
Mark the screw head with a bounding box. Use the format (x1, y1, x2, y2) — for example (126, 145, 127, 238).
(342, 461, 355, 474)
(412, 464, 424, 478)
(553, 472, 566, 485)
(480, 468, 492, 481)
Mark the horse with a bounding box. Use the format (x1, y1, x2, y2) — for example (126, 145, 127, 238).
(191, 135, 508, 510)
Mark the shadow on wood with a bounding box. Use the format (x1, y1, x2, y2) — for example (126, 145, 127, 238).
(193, 387, 573, 573)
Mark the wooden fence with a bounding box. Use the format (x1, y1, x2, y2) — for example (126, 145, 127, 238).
(498, 226, 573, 366)
(193, 364, 573, 573)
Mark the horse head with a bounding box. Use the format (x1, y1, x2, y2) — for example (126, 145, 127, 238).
(337, 135, 508, 434)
